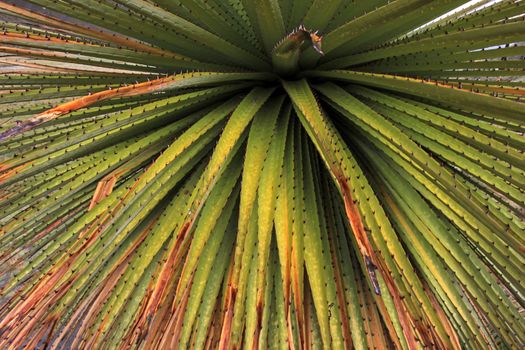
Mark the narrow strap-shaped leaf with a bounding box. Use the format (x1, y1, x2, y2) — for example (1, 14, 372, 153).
(290, 122, 307, 346)
(234, 95, 284, 284)
(174, 167, 241, 308)
(253, 0, 286, 54)
(288, 0, 312, 31)
(251, 102, 290, 346)
(190, 222, 236, 350)
(177, 180, 240, 349)
(301, 146, 333, 347)
(348, 86, 524, 170)
(272, 109, 295, 335)
(321, 10, 524, 68)
(221, 201, 259, 348)
(0, 2, 178, 57)
(217, 96, 284, 348)
(282, 78, 382, 289)
(112, 0, 271, 70)
(301, 0, 343, 31)
(301, 0, 458, 66)
(0, 72, 272, 141)
(325, 0, 389, 32)
(307, 70, 525, 124)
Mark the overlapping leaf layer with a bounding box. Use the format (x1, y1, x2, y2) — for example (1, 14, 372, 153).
(0, 0, 523, 349)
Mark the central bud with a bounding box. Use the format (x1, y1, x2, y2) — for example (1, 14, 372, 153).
(271, 25, 324, 77)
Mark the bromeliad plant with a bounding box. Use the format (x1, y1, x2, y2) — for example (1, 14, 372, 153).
(0, 0, 524, 349)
